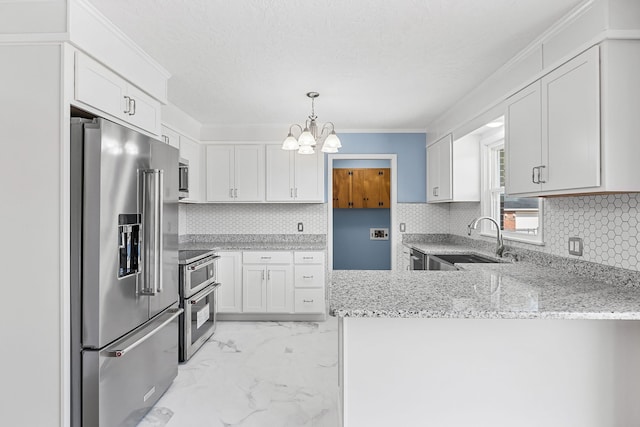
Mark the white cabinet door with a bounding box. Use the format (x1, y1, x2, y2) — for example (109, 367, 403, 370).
(542, 45, 600, 192)
(75, 52, 128, 122)
(505, 82, 543, 195)
(206, 145, 235, 201)
(180, 135, 203, 202)
(242, 265, 266, 313)
(234, 145, 265, 201)
(74, 52, 161, 135)
(427, 134, 452, 202)
(217, 252, 242, 313)
(266, 265, 294, 313)
(125, 83, 161, 136)
(294, 150, 324, 202)
(266, 145, 293, 201)
(161, 125, 181, 149)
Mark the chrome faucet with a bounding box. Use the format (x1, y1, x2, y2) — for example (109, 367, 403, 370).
(467, 216, 505, 257)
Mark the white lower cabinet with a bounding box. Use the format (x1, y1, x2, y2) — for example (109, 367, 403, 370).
(242, 252, 294, 313)
(293, 251, 325, 314)
(217, 252, 242, 313)
(218, 250, 326, 317)
(294, 288, 325, 313)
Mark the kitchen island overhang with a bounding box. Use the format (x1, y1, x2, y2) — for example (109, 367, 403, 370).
(331, 269, 640, 427)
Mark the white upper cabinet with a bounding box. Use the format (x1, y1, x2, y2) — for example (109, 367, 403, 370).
(74, 52, 161, 136)
(206, 145, 265, 202)
(180, 135, 204, 203)
(160, 125, 181, 149)
(506, 46, 600, 196)
(505, 82, 543, 195)
(542, 46, 600, 192)
(265, 145, 324, 202)
(427, 133, 480, 204)
(426, 134, 452, 202)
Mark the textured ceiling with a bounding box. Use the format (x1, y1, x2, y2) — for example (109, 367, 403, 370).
(87, 0, 583, 132)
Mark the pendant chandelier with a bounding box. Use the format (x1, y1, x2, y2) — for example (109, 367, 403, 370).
(281, 92, 342, 154)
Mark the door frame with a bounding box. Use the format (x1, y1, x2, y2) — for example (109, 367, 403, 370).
(327, 154, 398, 271)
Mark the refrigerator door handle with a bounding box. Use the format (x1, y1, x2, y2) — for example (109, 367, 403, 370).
(102, 308, 183, 358)
(140, 169, 164, 295)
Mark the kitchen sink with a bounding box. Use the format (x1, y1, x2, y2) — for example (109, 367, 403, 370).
(432, 254, 499, 264)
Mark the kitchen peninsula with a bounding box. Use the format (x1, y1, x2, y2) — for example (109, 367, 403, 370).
(331, 245, 640, 427)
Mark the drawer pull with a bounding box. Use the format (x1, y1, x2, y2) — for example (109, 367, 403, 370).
(302, 257, 314, 260)
(303, 299, 314, 303)
(302, 275, 314, 279)
(260, 256, 272, 260)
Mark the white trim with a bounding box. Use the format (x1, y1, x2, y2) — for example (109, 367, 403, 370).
(71, 0, 171, 78)
(480, 137, 544, 246)
(327, 154, 398, 271)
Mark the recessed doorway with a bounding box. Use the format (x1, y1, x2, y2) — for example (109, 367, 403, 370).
(328, 154, 397, 271)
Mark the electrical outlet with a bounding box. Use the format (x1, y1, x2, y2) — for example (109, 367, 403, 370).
(568, 237, 583, 256)
(399, 223, 406, 232)
(370, 228, 389, 240)
(297, 222, 303, 232)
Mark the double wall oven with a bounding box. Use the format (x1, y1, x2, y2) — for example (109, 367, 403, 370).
(178, 250, 220, 362)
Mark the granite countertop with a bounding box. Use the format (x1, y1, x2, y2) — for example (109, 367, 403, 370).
(330, 242, 640, 320)
(180, 241, 327, 251)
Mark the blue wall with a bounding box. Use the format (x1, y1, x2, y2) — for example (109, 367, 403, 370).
(333, 208, 391, 270)
(327, 133, 427, 203)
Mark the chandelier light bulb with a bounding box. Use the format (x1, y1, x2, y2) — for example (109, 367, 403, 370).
(298, 129, 316, 147)
(323, 131, 342, 148)
(298, 145, 315, 155)
(281, 133, 300, 150)
(321, 144, 339, 153)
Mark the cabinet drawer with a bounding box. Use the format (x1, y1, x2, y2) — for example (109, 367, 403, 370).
(243, 251, 292, 264)
(294, 289, 325, 313)
(294, 251, 325, 264)
(294, 265, 324, 288)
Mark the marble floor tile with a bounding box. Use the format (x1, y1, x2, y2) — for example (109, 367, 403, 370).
(138, 318, 340, 427)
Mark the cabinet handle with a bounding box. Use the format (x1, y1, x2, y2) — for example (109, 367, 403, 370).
(268, 270, 271, 280)
(229, 188, 233, 198)
(123, 96, 131, 114)
(261, 270, 265, 280)
(234, 189, 238, 198)
(290, 188, 293, 198)
(303, 299, 314, 303)
(531, 167, 537, 184)
(129, 98, 136, 116)
(260, 256, 272, 260)
(302, 275, 314, 279)
(302, 256, 313, 260)
(537, 165, 546, 184)
(294, 188, 298, 198)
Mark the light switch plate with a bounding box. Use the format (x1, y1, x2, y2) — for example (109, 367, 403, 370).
(370, 228, 389, 240)
(399, 223, 406, 232)
(568, 237, 583, 256)
(297, 222, 303, 232)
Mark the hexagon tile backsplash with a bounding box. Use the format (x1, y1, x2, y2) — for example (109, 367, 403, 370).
(181, 193, 640, 271)
(450, 194, 640, 271)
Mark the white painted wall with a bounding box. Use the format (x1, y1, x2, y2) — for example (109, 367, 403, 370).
(0, 44, 64, 427)
(341, 317, 640, 427)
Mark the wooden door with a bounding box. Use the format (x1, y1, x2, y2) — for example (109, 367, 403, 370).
(377, 168, 391, 207)
(333, 169, 351, 208)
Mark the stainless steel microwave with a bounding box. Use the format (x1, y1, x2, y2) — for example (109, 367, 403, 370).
(178, 158, 189, 199)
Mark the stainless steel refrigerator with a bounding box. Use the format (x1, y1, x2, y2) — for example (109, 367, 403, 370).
(70, 117, 182, 427)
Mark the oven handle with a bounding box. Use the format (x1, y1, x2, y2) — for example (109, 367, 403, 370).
(187, 255, 220, 271)
(102, 308, 183, 358)
(189, 283, 221, 304)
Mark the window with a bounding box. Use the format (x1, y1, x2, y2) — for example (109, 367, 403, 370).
(482, 134, 544, 245)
